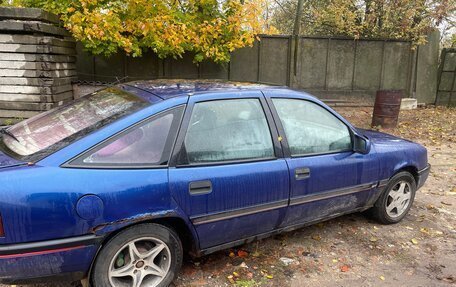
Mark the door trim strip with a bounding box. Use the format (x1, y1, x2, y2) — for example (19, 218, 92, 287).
(190, 182, 377, 225)
(191, 199, 289, 225)
(289, 182, 375, 206)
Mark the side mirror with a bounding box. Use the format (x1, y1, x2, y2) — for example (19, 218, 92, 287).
(353, 134, 371, 154)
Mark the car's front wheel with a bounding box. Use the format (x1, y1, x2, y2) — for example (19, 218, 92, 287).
(92, 223, 183, 287)
(371, 171, 417, 224)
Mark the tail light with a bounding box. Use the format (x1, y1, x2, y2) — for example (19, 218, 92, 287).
(0, 215, 4, 237)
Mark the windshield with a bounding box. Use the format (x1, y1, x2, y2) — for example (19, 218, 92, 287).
(1, 87, 149, 159)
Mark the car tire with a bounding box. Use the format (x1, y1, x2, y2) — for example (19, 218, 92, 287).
(371, 171, 417, 224)
(92, 223, 183, 287)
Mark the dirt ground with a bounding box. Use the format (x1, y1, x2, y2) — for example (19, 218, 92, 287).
(6, 106, 456, 287)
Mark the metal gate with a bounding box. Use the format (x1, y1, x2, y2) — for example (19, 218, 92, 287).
(436, 48, 456, 106)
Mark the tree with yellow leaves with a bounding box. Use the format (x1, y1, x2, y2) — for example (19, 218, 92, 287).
(271, 0, 453, 46)
(14, 0, 275, 63)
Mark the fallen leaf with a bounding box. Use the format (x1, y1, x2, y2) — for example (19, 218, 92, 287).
(332, 259, 338, 263)
(426, 204, 436, 210)
(233, 271, 240, 277)
(411, 238, 419, 245)
(380, 275, 385, 281)
(312, 235, 321, 241)
(340, 265, 350, 272)
(266, 275, 273, 279)
(237, 250, 249, 258)
(370, 237, 378, 242)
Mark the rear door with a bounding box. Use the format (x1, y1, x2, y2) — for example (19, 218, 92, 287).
(264, 90, 379, 226)
(169, 91, 289, 249)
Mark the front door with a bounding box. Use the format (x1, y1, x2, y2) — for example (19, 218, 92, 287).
(169, 92, 289, 249)
(265, 91, 379, 226)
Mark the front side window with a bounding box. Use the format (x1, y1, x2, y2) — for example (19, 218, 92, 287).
(272, 98, 352, 155)
(183, 99, 274, 164)
(1, 88, 149, 159)
(74, 107, 183, 167)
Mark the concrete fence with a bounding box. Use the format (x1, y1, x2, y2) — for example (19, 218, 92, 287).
(76, 32, 440, 105)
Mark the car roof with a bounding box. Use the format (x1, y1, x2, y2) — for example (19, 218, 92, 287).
(119, 79, 285, 102)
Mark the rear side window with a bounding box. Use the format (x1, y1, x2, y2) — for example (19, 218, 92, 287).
(2, 87, 149, 159)
(71, 107, 183, 167)
(182, 99, 274, 164)
(272, 98, 352, 156)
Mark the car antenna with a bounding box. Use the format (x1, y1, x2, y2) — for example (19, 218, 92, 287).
(109, 76, 130, 87)
(92, 76, 130, 93)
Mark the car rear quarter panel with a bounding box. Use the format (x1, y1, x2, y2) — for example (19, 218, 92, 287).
(0, 165, 192, 244)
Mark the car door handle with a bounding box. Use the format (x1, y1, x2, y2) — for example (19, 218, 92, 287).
(189, 180, 213, 195)
(295, 168, 310, 180)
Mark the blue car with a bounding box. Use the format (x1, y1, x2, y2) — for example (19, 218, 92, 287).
(0, 80, 430, 286)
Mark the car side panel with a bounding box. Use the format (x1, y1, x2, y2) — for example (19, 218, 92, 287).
(169, 160, 289, 248)
(0, 166, 180, 243)
(282, 151, 380, 226)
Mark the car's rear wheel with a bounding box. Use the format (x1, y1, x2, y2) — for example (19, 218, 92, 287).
(92, 223, 183, 287)
(371, 171, 417, 224)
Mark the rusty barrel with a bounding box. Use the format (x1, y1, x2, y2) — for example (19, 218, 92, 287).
(371, 90, 402, 128)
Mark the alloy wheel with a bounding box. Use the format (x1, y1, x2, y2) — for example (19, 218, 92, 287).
(385, 181, 412, 218)
(108, 237, 172, 287)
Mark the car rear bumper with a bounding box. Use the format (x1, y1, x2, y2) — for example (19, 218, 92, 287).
(0, 234, 101, 284)
(417, 164, 431, 189)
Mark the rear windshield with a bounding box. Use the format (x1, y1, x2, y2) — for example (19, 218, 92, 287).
(1, 87, 149, 160)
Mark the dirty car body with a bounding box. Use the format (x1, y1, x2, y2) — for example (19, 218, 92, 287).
(0, 80, 430, 284)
